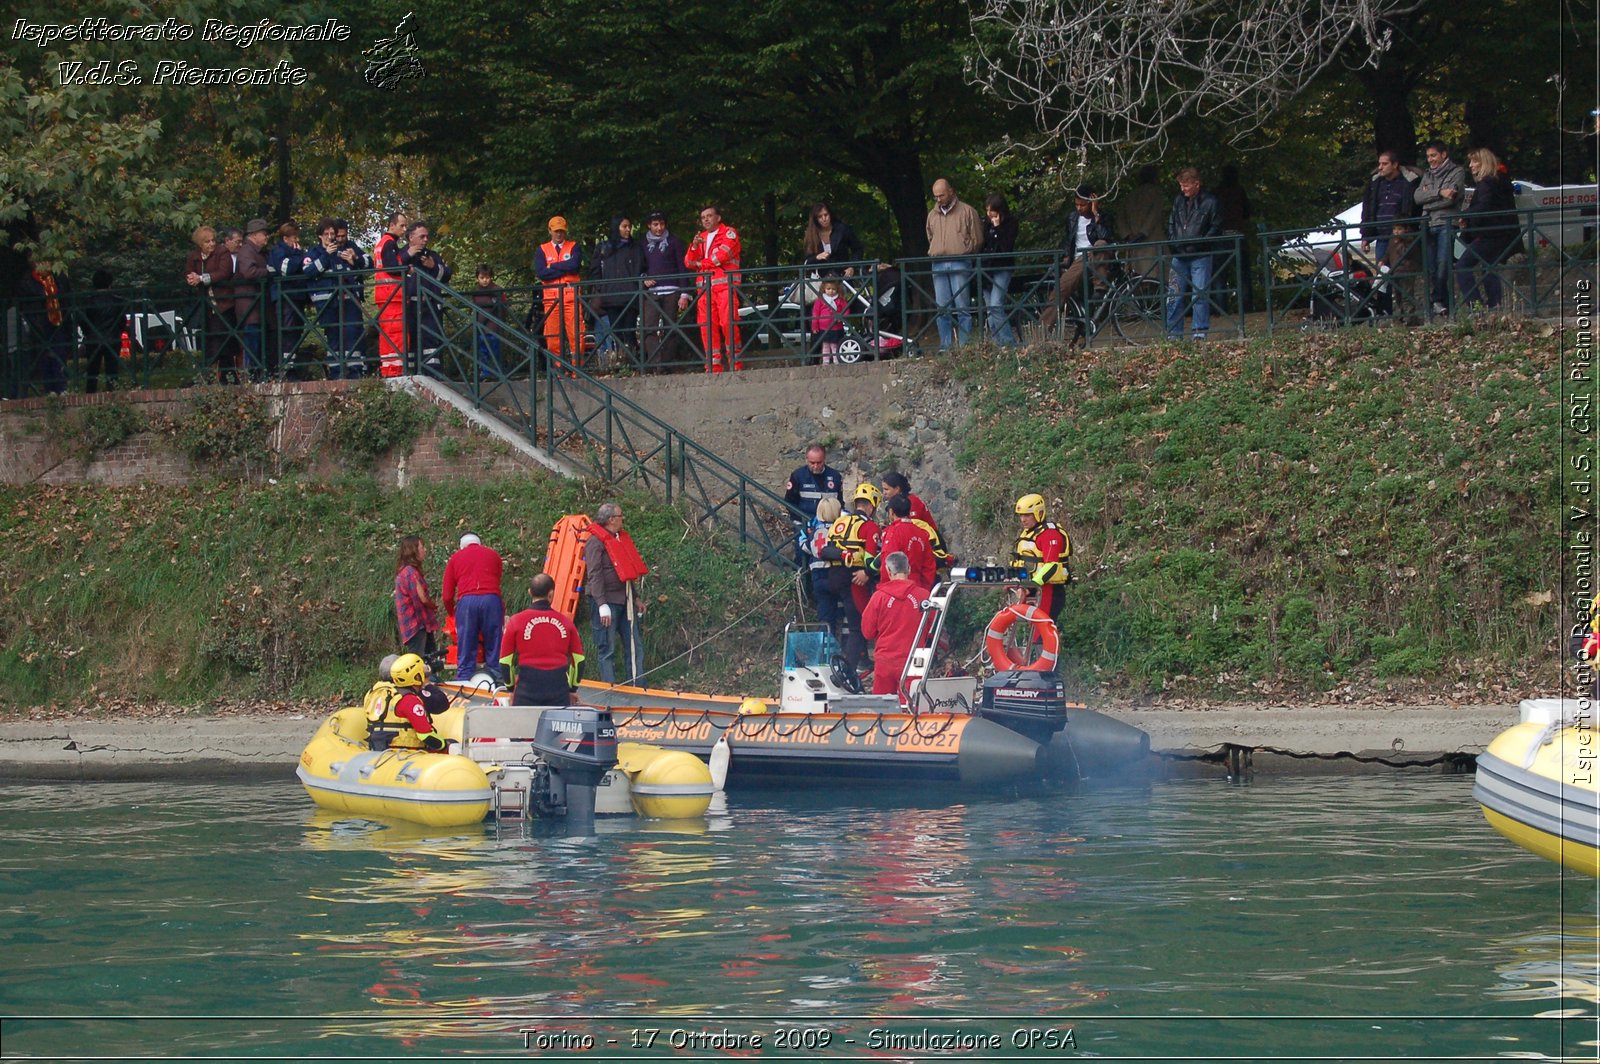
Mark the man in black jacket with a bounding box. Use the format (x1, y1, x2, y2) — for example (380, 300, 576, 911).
(784, 443, 844, 585)
(1359, 151, 1421, 264)
(1164, 168, 1222, 340)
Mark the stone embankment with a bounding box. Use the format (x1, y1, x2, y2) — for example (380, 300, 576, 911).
(0, 702, 1518, 781)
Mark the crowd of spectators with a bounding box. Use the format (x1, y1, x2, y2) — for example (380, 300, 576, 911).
(7, 142, 1543, 396)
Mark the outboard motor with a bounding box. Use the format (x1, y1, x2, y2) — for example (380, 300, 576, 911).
(530, 706, 619, 827)
(980, 669, 1069, 746)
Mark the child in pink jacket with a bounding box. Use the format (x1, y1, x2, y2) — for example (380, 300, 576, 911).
(810, 279, 850, 364)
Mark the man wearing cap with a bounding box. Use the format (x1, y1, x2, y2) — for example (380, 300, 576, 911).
(441, 533, 506, 685)
(681, 204, 742, 372)
(535, 216, 584, 365)
(235, 219, 273, 380)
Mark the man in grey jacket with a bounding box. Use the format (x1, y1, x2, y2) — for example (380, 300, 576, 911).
(1412, 140, 1467, 315)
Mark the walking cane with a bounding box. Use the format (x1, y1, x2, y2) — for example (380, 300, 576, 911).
(625, 581, 640, 685)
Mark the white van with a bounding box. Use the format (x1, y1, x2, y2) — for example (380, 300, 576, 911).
(1280, 180, 1598, 264)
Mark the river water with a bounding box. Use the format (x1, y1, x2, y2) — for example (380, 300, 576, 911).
(1, 775, 1596, 1061)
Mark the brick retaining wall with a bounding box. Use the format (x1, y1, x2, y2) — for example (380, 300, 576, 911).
(0, 381, 544, 487)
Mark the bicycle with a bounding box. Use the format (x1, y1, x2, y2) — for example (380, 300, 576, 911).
(1062, 240, 1166, 345)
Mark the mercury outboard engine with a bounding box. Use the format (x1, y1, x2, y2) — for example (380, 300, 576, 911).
(980, 669, 1069, 746)
(529, 706, 619, 827)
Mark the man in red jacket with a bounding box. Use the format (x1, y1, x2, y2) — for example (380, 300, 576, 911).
(441, 532, 506, 685)
(500, 574, 586, 706)
(877, 495, 936, 590)
(681, 204, 742, 372)
(860, 552, 930, 697)
(373, 210, 410, 377)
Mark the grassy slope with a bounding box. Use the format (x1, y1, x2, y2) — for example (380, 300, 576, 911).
(0, 475, 791, 713)
(950, 318, 1562, 700)
(0, 320, 1564, 713)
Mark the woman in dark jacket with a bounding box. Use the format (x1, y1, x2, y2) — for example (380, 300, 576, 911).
(982, 193, 1019, 344)
(593, 214, 647, 358)
(801, 203, 865, 276)
(1455, 148, 1517, 309)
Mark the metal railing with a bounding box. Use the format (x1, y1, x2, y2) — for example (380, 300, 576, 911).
(421, 277, 813, 568)
(1260, 202, 1598, 330)
(9, 205, 1589, 401)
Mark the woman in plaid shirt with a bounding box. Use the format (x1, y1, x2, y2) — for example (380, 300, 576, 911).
(394, 535, 440, 656)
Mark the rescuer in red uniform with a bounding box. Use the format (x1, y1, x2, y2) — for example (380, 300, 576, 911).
(381, 652, 452, 750)
(1013, 492, 1071, 624)
(373, 210, 409, 376)
(877, 494, 937, 590)
(499, 574, 586, 706)
(860, 551, 931, 697)
(681, 204, 742, 372)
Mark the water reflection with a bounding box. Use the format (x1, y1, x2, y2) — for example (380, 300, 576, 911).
(6, 776, 1600, 1059)
(1490, 923, 1600, 1007)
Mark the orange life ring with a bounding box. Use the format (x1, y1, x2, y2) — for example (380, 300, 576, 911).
(984, 604, 1059, 671)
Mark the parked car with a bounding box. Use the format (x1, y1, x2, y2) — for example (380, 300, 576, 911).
(1279, 180, 1599, 265)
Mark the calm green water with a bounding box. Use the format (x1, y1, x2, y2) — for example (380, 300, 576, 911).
(1, 775, 1597, 1061)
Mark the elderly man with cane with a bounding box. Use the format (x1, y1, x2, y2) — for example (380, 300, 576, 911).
(582, 502, 650, 684)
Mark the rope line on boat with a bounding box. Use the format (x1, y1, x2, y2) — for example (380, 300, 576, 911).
(806, 715, 844, 738)
(626, 572, 797, 688)
(876, 715, 915, 738)
(842, 716, 880, 737)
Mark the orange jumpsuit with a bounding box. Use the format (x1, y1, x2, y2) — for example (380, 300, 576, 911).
(374, 232, 407, 377)
(684, 224, 742, 371)
(535, 239, 584, 366)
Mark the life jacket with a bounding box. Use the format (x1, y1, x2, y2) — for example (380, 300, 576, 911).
(361, 681, 426, 749)
(1014, 522, 1071, 584)
(540, 241, 581, 284)
(826, 513, 876, 568)
(910, 517, 954, 568)
(374, 233, 405, 284)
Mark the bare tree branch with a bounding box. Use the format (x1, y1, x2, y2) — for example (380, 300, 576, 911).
(967, 0, 1410, 187)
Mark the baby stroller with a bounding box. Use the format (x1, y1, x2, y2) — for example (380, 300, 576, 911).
(1305, 248, 1389, 326)
(739, 269, 919, 364)
(827, 268, 917, 364)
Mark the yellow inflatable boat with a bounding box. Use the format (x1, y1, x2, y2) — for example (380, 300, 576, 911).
(296, 706, 492, 828)
(1474, 699, 1600, 877)
(297, 702, 715, 828)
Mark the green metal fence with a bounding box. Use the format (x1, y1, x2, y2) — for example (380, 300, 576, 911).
(1258, 203, 1597, 330)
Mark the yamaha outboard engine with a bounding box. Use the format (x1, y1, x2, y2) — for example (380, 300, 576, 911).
(530, 706, 619, 828)
(980, 669, 1069, 746)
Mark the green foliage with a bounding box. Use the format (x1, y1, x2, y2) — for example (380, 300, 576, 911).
(165, 389, 278, 472)
(71, 401, 147, 464)
(370, 0, 1013, 258)
(324, 381, 428, 467)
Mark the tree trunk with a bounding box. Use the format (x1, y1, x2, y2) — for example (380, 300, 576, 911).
(872, 156, 929, 260)
(1463, 96, 1509, 157)
(1357, 57, 1418, 163)
(762, 191, 778, 268)
(275, 121, 294, 225)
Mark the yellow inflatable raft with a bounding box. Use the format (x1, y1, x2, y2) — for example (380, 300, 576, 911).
(297, 704, 715, 827)
(1475, 699, 1600, 877)
(296, 706, 492, 828)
